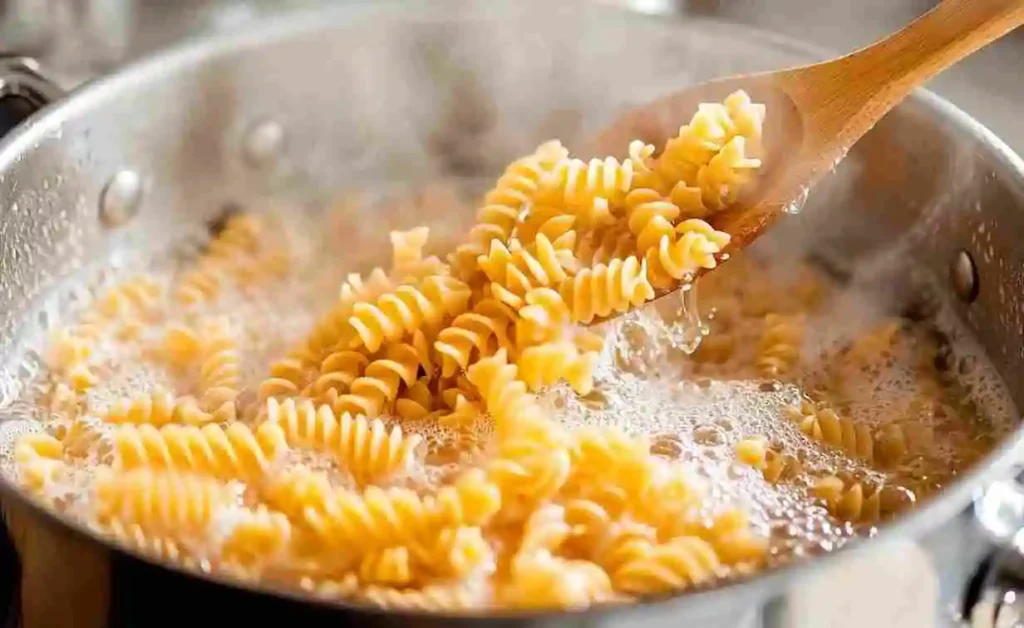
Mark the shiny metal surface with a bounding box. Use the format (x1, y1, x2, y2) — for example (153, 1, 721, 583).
(0, 1, 1022, 626)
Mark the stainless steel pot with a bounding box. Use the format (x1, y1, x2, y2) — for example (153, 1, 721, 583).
(0, 2, 1023, 626)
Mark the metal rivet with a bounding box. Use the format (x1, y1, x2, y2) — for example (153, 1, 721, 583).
(99, 170, 143, 227)
(951, 249, 979, 304)
(242, 120, 285, 168)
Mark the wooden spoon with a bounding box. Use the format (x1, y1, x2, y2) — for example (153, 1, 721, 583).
(591, 0, 1024, 289)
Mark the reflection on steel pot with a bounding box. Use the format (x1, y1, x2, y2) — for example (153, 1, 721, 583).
(0, 1, 1022, 626)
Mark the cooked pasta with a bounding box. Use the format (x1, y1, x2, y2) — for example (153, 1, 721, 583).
(755, 313, 804, 377)
(17, 89, 986, 613)
(784, 401, 875, 462)
(434, 298, 515, 377)
(14, 433, 65, 493)
(349, 275, 472, 352)
(263, 398, 421, 484)
(612, 536, 721, 595)
(94, 468, 235, 540)
(557, 257, 655, 324)
(111, 422, 288, 481)
(330, 340, 429, 418)
(102, 391, 233, 425)
(219, 508, 292, 577)
(645, 220, 732, 289)
(538, 156, 633, 226)
(449, 140, 568, 282)
(479, 233, 577, 310)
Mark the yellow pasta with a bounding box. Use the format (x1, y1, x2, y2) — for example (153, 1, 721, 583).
(14, 90, 790, 611)
(645, 219, 732, 288)
(102, 391, 233, 425)
(197, 320, 242, 413)
(784, 402, 875, 462)
(574, 223, 637, 267)
(14, 433, 65, 494)
(517, 341, 598, 395)
(434, 298, 515, 377)
(220, 506, 292, 574)
(111, 421, 288, 481)
(734, 437, 768, 469)
(539, 156, 633, 226)
(263, 397, 421, 484)
(449, 140, 568, 282)
(755, 313, 804, 378)
(330, 339, 428, 418)
(479, 233, 578, 310)
(359, 546, 414, 586)
(94, 468, 235, 540)
(624, 188, 680, 255)
(557, 256, 655, 324)
(349, 275, 472, 352)
(613, 536, 721, 595)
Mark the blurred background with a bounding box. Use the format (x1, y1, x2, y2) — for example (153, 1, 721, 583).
(0, 0, 1020, 155)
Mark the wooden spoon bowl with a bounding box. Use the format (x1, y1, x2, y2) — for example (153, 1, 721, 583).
(591, 0, 1024, 271)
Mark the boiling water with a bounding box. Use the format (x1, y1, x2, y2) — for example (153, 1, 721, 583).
(0, 190, 1016, 577)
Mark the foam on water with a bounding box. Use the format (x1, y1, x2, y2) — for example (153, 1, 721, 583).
(0, 188, 1016, 578)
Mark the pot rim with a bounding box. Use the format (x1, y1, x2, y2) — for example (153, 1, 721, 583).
(0, 1, 1022, 620)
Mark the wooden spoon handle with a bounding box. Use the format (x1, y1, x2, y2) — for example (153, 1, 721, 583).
(790, 0, 1024, 143)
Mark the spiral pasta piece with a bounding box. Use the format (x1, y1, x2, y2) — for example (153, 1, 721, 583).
(515, 287, 573, 349)
(434, 298, 515, 377)
(694, 136, 762, 211)
(645, 219, 731, 288)
(102, 391, 233, 426)
(516, 342, 598, 395)
(613, 536, 721, 595)
(14, 433, 65, 494)
(332, 340, 428, 418)
(761, 448, 804, 485)
(94, 469, 236, 540)
(654, 91, 764, 189)
(95, 274, 164, 320)
(301, 268, 395, 362)
(449, 141, 568, 281)
(811, 476, 887, 524)
(557, 256, 655, 324)
(514, 203, 577, 247)
(393, 377, 440, 421)
(784, 402, 874, 462)
(503, 551, 614, 610)
(479, 233, 578, 310)
(349, 275, 471, 352)
(264, 398, 421, 484)
(358, 582, 482, 611)
(258, 356, 311, 404)
(540, 156, 634, 225)
(103, 518, 196, 568)
(219, 506, 292, 575)
(624, 188, 680, 254)
(755, 314, 804, 378)
(574, 224, 637, 267)
(310, 349, 370, 405)
(197, 324, 242, 412)
(734, 437, 768, 469)
(359, 547, 414, 586)
(111, 421, 288, 481)
(417, 525, 493, 580)
(390, 227, 442, 283)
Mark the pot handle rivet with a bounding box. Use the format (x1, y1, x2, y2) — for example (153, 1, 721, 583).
(99, 170, 143, 227)
(951, 249, 979, 304)
(242, 119, 285, 169)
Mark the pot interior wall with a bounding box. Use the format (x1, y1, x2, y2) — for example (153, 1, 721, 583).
(0, 1, 1020, 431)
